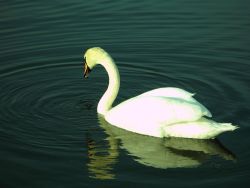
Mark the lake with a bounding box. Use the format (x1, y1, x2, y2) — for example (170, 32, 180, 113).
(0, 0, 250, 187)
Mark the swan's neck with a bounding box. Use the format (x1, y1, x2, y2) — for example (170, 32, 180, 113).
(97, 56, 120, 115)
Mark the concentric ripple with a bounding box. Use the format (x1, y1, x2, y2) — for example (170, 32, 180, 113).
(0, 53, 102, 152)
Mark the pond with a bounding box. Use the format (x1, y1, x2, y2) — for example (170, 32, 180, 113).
(0, 0, 249, 187)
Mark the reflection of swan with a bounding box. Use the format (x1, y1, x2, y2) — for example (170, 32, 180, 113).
(83, 47, 238, 139)
(89, 116, 235, 172)
(86, 133, 118, 180)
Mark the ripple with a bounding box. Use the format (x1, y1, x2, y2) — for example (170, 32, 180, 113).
(0, 52, 94, 148)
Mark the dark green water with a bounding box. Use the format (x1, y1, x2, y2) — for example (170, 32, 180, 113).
(1, 0, 250, 187)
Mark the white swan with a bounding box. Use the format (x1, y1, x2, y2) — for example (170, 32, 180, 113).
(83, 47, 238, 139)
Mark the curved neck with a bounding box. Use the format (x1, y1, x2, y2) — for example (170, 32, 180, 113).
(97, 56, 120, 115)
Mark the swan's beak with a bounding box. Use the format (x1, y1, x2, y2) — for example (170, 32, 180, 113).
(83, 62, 91, 78)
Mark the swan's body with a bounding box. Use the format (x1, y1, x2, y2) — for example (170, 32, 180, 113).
(84, 47, 238, 139)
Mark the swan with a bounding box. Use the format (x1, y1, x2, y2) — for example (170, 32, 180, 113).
(83, 47, 238, 139)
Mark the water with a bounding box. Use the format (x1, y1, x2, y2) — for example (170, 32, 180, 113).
(0, 0, 250, 187)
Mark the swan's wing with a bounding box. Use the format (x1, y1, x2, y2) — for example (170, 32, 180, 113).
(139, 87, 212, 117)
(105, 96, 210, 137)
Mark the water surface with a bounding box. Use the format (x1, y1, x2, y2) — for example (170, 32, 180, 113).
(0, 0, 250, 187)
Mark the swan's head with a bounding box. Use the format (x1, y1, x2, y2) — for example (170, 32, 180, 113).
(83, 47, 110, 78)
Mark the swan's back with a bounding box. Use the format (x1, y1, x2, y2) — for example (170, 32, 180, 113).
(139, 87, 196, 102)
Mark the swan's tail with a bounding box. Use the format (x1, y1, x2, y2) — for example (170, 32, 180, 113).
(219, 123, 239, 132)
(162, 120, 239, 139)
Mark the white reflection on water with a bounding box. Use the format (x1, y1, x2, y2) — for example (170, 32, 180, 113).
(86, 116, 236, 179)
